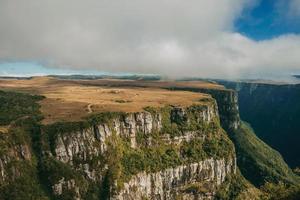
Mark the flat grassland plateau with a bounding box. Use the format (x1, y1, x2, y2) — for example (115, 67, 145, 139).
(0, 77, 224, 124)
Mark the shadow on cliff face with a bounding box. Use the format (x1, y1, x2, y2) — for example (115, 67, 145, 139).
(230, 122, 300, 187)
(220, 81, 300, 169)
(174, 85, 300, 198)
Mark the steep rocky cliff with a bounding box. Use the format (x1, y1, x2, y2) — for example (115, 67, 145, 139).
(0, 91, 49, 200)
(0, 127, 49, 200)
(214, 81, 300, 195)
(2, 84, 298, 200)
(167, 87, 240, 132)
(219, 81, 300, 168)
(0, 131, 32, 186)
(39, 101, 237, 199)
(114, 158, 235, 200)
(168, 84, 300, 193)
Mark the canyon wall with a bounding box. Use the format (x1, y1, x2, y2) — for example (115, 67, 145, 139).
(39, 102, 236, 199)
(1, 88, 270, 200)
(219, 81, 300, 168)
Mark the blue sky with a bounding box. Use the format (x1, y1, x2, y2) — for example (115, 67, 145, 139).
(235, 0, 300, 40)
(0, 0, 299, 78)
(0, 62, 113, 77)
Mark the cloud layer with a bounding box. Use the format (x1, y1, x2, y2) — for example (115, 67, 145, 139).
(0, 0, 299, 78)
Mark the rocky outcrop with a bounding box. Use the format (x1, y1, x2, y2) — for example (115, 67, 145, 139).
(208, 89, 240, 131)
(54, 127, 100, 164)
(113, 158, 236, 200)
(0, 142, 32, 185)
(52, 178, 81, 200)
(167, 87, 240, 132)
(53, 111, 162, 165)
(0, 87, 247, 200)
(52, 104, 216, 165)
(41, 102, 237, 199)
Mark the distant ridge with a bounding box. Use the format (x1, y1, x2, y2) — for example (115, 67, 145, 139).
(293, 75, 300, 79)
(48, 74, 162, 81)
(0, 76, 32, 80)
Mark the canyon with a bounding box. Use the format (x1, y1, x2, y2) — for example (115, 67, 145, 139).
(0, 77, 299, 199)
(219, 80, 300, 168)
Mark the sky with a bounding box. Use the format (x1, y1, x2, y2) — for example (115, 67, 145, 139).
(0, 0, 300, 79)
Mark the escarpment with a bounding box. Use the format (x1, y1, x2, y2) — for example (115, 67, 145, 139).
(0, 124, 50, 199)
(114, 158, 236, 200)
(168, 84, 300, 193)
(0, 134, 32, 184)
(167, 87, 240, 132)
(219, 81, 300, 168)
(3, 79, 288, 200)
(1, 76, 300, 200)
(38, 101, 237, 200)
(215, 81, 300, 191)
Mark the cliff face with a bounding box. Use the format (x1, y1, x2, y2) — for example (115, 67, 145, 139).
(39, 102, 236, 199)
(197, 89, 240, 132)
(168, 87, 240, 132)
(1, 82, 300, 199)
(219, 81, 300, 168)
(1, 88, 263, 200)
(53, 111, 163, 163)
(169, 83, 300, 192)
(114, 158, 236, 200)
(0, 138, 32, 184)
(0, 122, 49, 200)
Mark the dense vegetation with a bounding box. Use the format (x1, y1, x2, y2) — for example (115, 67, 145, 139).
(215, 171, 262, 200)
(0, 90, 44, 126)
(220, 81, 300, 168)
(233, 122, 300, 185)
(230, 122, 300, 190)
(122, 131, 233, 181)
(1, 89, 300, 199)
(40, 104, 235, 198)
(0, 91, 49, 199)
(168, 86, 240, 131)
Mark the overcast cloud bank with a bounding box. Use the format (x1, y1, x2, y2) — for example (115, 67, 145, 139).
(0, 0, 299, 78)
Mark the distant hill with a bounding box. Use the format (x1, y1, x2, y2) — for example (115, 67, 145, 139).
(48, 74, 162, 81)
(0, 76, 32, 80)
(293, 75, 300, 79)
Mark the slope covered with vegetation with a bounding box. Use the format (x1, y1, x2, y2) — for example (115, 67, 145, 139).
(0, 91, 49, 200)
(0, 90, 237, 199)
(0, 86, 300, 199)
(0, 90, 44, 125)
(231, 122, 299, 186)
(220, 81, 300, 168)
(229, 122, 300, 199)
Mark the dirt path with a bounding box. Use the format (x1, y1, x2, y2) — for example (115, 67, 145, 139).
(87, 104, 93, 113)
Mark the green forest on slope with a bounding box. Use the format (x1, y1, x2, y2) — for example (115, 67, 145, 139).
(1, 89, 300, 199)
(0, 91, 49, 200)
(230, 122, 300, 199)
(220, 81, 300, 168)
(0, 90, 235, 199)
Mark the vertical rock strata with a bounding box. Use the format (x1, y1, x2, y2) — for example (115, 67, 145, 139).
(167, 87, 240, 132)
(43, 102, 236, 199)
(0, 142, 32, 184)
(113, 158, 236, 200)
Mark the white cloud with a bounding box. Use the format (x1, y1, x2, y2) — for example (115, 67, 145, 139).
(0, 0, 299, 78)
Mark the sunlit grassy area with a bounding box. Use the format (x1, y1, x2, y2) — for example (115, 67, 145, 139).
(0, 77, 218, 124)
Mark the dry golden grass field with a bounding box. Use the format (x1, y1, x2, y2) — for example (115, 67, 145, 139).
(0, 77, 223, 124)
